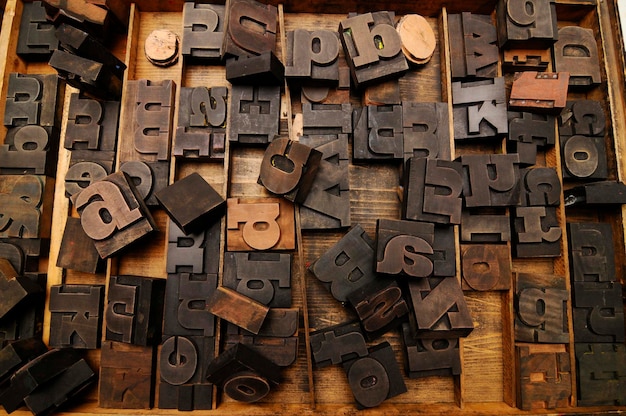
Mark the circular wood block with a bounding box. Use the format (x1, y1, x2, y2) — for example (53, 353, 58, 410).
(144, 29, 180, 67)
(397, 14, 436, 65)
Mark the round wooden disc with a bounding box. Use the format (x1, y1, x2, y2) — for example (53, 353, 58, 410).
(397, 14, 436, 63)
(144, 29, 179, 67)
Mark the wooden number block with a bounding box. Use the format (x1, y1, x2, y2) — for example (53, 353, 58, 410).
(309, 225, 377, 302)
(167, 219, 220, 275)
(448, 12, 498, 79)
(65, 93, 119, 152)
(226, 51, 285, 85)
(402, 102, 450, 161)
(16, 1, 58, 59)
(163, 273, 217, 338)
(460, 210, 511, 243)
(119, 160, 168, 207)
(503, 48, 550, 72)
(576, 343, 626, 406)
(286, 29, 339, 82)
(72, 171, 156, 258)
(353, 105, 403, 161)
(516, 344, 571, 410)
(258, 137, 322, 203)
(206, 286, 269, 334)
(222, 0, 277, 58)
(507, 111, 556, 166)
(513, 206, 561, 258)
(460, 154, 521, 207)
(452, 78, 508, 140)
(228, 85, 280, 144)
(401, 323, 461, 378)
(105, 275, 165, 346)
(565, 181, 626, 206)
(559, 100, 605, 137)
(0, 175, 53, 240)
(509, 72, 569, 112)
(48, 284, 104, 349)
(560, 135, 608, 180)
(0, 338, 48, 386)
(573, 282, 625, 343)
(223, 323, 298, 367)
(182, 2, 224, 61)
(226, 197, 295, 251)
(4, 73, 60, 128)
(0, 125, 57, 177)
(299, 134, 351, 229)
(515, 272, 568, 343)
(56, 217, 103, 273)
(99, 341, 156, 409)
(554, 26, 601, 87)
(403, 157, 463, 225)
(339, 12, 408, 88)
(496, 0, 557, 48)
(520, 167, 561, 207)
(407, 277, 474, 338)
(310, 321, 368, 368)
(375, 219, 434, 278)
(223, 252, 291, 308)
(302, 102, 352, 136)
(568, 222, 615, 283)
(461, 244, 511, 291)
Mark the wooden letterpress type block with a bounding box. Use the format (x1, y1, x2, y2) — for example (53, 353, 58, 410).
(223, 252, 291, 308)
(401, 323, 461, 378)
(403, 157, 463, 225)
(0, 263, 42, 323)
(509, 72, 569, 112)
(353, 105, 403, 161)
(56, 217, 103, 273)
(576, 343, 626, 406)
(163, 273, 217, 339)
(167, 219, 220, 276)
(573, 282, 625, 343)
(507, 111, 556, 166)
(132, 79, 175, 162)
(364, 79, 401, 106)
(0, 242, 25, 279)
(0, 239, 48, 278)
(226, 197, 295, 251)
(343, 342, 407, 409)
(559, 100, 605, 138)
(503, 48, 550, 72)
(516, 344, 571, 410)
(452, 78, 508, 140)
(119, 160, 168, 207)
(72, 171, 156, 258)
(16, 1, 58, 59)
(568, 222, 615, 282)
(520, 167, 561, 206)
(206, 286, 269, 334)
(65, 93, 119, 152)
(302, 102, 352, 136)
(515, 272, 569, 343)
(0, 338, 48, 386)
(310, 321, 368, 368)
(407, 277, 474, 338)
(309, 225, 377, 302)
(256, 308, 299, 337)
(448, 13, 498, 79)
(461, 244, 511, 291)
(105, 275, 165, 346)
(554, 26, 601, 87)
(222, 0, 277, 58)
(560, 135, 608, 180)
(496, 0, 557, 49)
(402, 102, 450, 161)
(461, 154, 521, 207)
(223, 323, 298, 367)
(299, 134, 351, 229)
(0, 175, 53, 239)
(513, 206, 561, 258)
(339, 12, 408, 88)
(461, 210, 511, 243)
(228, 85, 280, 144)
(286, 29, 339, 82)
(226, 51, 285, 85)
(99, 341, 156, 409)
(565, 181, 626, 206)
(64, 161, 108, 198)
(4, 73, 59, 128)
(43, 0, 124, 37)
(431, 225, 456, 277)
(158, 383, 212, 411)
(0, 125, 57, 177)
(182, 2, 225, 61)
(376, 219, 434, 278)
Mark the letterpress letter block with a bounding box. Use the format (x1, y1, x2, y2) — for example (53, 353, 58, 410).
(182, 3, 224, 61)
(226, 198, 294, 251)
(568, 222, 615, 282)
(560, 135, 608, 180)
(520, 167, 561, 207)
(460, 210, 511, 242)
(162, 273, 217, 338)
(49, 284, 104, 348)
(64, 93, 119, 152)
(503, 48, 550, 72)
(376, 219, 434, 278)
(496, 0, 557, 48)
(0, 338, 48, 386)
(206, 286, 269, 334)
(513, 206, 561, 257)
(448, 12, 498, 79)
(401, 323, 461, 378)
(17, 1, 58, 59)
(302, 102, 352, 136)
(554, 26, 601, 87)
(453, 78, 508, 140)
(461, 244, 511, 291)
(286, 29, 339, 82)
(573, 281, 625, 343)
(564, 181, 626, 206)
(56, 217, 103, 273)
(65, 161, 110, 198)
(133, 79, 175, 161)
(222, 0, 277, 58)
(167, 220, 221, 276)
(225, 51, 285, 86)
(119, 160, 168, 207)
(0, 175, 52, 239)
(0, 125, 57, 177)
(515, 272, 568, 343)
(461, 154, 521, 207)
(507, 111, 556, 166)
(73, 171, 156, 258)
(228, 85, 280, 144)
(353, 105, 403, 161)
(516, 344, 571, 410)
(509, 72, 569, 112)
(310, 321, 368, 368)
(559, 100, 605, 138)
(0, 259, 42, 320)
(4, 73, 59, 128)
(402, 102, 451, 161)
(223, 320, 297, 367)
(576, 343, 626, 406)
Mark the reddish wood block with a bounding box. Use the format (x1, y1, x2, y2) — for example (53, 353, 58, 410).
(461, 244, 511, 291)
(517, 344, 571, 410)
(509, 72, 569, 113)
(206, 286, 269, 334)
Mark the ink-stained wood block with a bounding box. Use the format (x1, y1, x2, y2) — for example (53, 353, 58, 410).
(43, 0, 127, 37)
(223, 252, 291, 308)
(4, 73, 60, 128)
(163, 273, 217, 339)
(16, 1, 58, 60)
(375, 219, 434, 278)
(554, 26, 601, 87)
(503, 48, 550, 72)
(461, 244, 511, 291)
(401, 323, 461, 378)
(520, 167, 561, 207)
(448, 12, 498, 79)
(460, 154, 522, 207)
(105, 275, 165, 346)
(575, 343, 626, 406)
(460, 210, 511, 243)
(559, 100, 605, 138)
(573, 281, 624, 343)
(496, 0, 557, 49)
(0, 175, 53, 240)
(568, 222, 615, 283)
(56, 217, 103, 273)
(64, 93, 119, 152)
(516, 344, 571, 410)
(72, 171, 156, 258)
(507, 111, 556, 166)
(0, 239, 48, 276)
(206, 286, 269, 334)
(0, 301, 45, 347)
(407, 277, 474, 338)
(364, 79, 401, 106)
(228, 85, 280, 144)
(353, 105, 403, 161)
(223, 323, 298, 367)
(302, 102, 352, 136)
(158, 382, 213, 411)
(226, 198, 295, 251)
(343, 342, 407, 409)
(564, 181, 626, 206)
(513, 206, 561, 258)
(119, 160, 168, 207)
(509, 72, 569, 113)
(222, 0, 277, 58)
(64, 161, 109, 198)
(560, 135, 608, 180)
(167, 219, 220, 276)
(256, 308, 299, 338)
(515, 272, 569, 343)
(0, 338, 48, 387)
(286, 29, 339, 82)
(402, 102, 450, 161)
(431, 225, 456, 277)
(226, 51, 284, 85)
(403, 157, 463, 225)
(339, 12, 408, 88)
(0, 125, 58, 177)
(310, 321, 368, 368)
(99, 341, 156, 409)
(309, 224, 378, 302)
(452, 78, 508, 140)
(182, 2, 224, 61)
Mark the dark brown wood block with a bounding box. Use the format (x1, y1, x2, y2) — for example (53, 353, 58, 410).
(228, 85, 280, 144)
(158, 382, 213, 411)
(559, 100, 605, 138)
(0, 242, 24, 277)
(0, 125, 58, 177)
(302, 102, 352, 136)
(226, 51, 285, 85)
(182, 2, 224, 62)
(502, 48, 550, 72)
(402, 102, 450, 161)
(452, 78, 508, 140)
(43, 0, 126, 37)
(119, 160, 168, 207)
(223, 323, 297, 367)
(0, 239, 48, 276)
(460, 210, 511, 243)
(0, 175, 53, 239)
(513, 206, 561, 258)
(206, 286, 269, 334)
(554, 26, 601, 87)
(310, 321, 368, 368)
(568, 222, 615, 283)
(520, 167, 561, 207)
(56, 217, 103, 273)
(4, 73, 60, 128)
(431, 225, 456, 277)
(222, 0, 277, 58)
(509, 72, 569, 112)
(163, 273, 217, 339)
(0, 260, 42, 320)
(0, 338, 48, 387)
(564, 181, 626, 206)
(401, 323, 461, 378)
(460, 154, 521, 207)
(167, 219, 220, 276)
(353, 105, 403, 161)
(496, 0, 557, 49)
(255, 308, 299, 337)
(375, 218, 434, 278)
(560, 135, 608, 180)
(364, 79, 401, 106)
(64, 93, 119, 152)
(448, 12, 498, 79)
(507, 111, 556, 166)
(286, 29, 339, 82)
(16, 1, 58, 60)
(576, 343, 626, 406)
(461, 244, 511, 291)
(573, 281, 625, 343)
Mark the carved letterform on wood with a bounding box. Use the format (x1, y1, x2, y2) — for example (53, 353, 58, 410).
(0, 175, 49, 239)
(0, 238, 47, 276)
(567, 222, 615, 283)
(0, 259, 42, 320)
(119, 160, 168, 207)
(448, 12, 498, 79)
(575, 343, 626, 406)
(560, 135, 608, 180)
(573, 282, 625, 343)
(64, 161, 108, 198)
(375, 219, 434, 278)
(226, 198, 294, 251)
(56, 217, 102, 273)
(402, 102, 450, 161)
(461, 154, 521, 207)
(133, 79, 174, 161)
(228, 85, 280, 144)
(559, 100, 605, 138)
(554, 26, 601, 87)
(182, 2, 224, 61)
(0, 125, 56, 177)
(65, 93, 119, 152)
(496, 0, 557, 48)
(223, 322, 297, 367)
(286, 29, 339, 82)
(225, 51, 285, 85)
(507, 111, 556, 166)
(509, 72, 569, 112)
(0, 338, 48, 386)
(520, 167, 561, 206)
(206, 286, 269, 334)
(513, 206, 561, 258)
(564, 181, 626, 206)
(49, 284, 104, 349)
(310, 321, 368, 368)
(401, 323, 461, 378)
(167, 219, 220, 275)
(43, 0, 129, 37)
(17, 1, 58, 59)
(222, 0, 277, 58)
(302, 102, 352, 136)
(163, 273, 217, 339)
(460, 210, 511, 243)
(452, 78, 508, 140)
(4, 73, 60, 128)
(461, 244, 511, 291)
(503, 48, 550, 72)
(353, 105, 403, 161)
